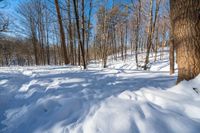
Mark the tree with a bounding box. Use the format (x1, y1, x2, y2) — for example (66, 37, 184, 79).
(0, 0, 9, 32)
(54, 0, 69, 65)
(86, 0, 93, 63)
(134, 0, 141, 68)
(170, 0, 200, 83)
(66, 0, 74, 65)
(73, 0, 87, 69)
(18, 1, 40, 65)
(144, 0, 160, 70)
(0, 13, 8, 32)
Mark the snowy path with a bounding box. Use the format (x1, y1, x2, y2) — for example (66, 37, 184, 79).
(0, 66, 200, 133)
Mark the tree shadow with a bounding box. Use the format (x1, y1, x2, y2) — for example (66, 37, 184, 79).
(0, 69, 177, 133)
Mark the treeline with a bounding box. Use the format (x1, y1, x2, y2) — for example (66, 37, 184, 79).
(0, 37, 64, 66)
(0, 0, 172, 70)
(1, 0, 199, 84)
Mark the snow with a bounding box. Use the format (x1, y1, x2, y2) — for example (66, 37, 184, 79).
(81, 77, 200, 133)
(1, 52, 200, 133)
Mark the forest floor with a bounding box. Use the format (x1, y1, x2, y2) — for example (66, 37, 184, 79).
(1, 52, 200, 133)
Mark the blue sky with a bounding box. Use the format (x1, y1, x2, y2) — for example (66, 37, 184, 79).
(0, 0, 20, 12)
(0, 0, 137, 38)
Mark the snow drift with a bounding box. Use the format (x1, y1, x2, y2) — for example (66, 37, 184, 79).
(76, 75, 200, 133)
(0, 54, 199, 133)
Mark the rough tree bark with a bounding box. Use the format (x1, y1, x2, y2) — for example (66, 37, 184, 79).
(169, 17, 175, 75)
(170, 0, 200, 83)
(169, 35, 175, 75)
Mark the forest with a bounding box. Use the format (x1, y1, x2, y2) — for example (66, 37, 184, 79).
(0, 0, 171, 68)
(0, 0, 199, 82)
(0, 0, 200, 133)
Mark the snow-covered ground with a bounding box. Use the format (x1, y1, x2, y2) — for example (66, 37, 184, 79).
(1, 52, 200, 133)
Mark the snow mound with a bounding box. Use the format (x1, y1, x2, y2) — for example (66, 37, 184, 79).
(76, 75, 200, 133)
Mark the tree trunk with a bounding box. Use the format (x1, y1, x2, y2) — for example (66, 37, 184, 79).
(135, 0, 141, 68)
(81, 0, 85, 65)
(144, 0, 153, 70)
(169, 37, 175, 75)
(54, 0, 69, 65)
(170, 0, 200, 83)
(86, 0, 92, 63)
(144, 0, 160, 70)
(30, 22, 39, 65)
(67, 0, 74, 65)
(154, 26, 159, 62)
(73, 0, 87, 69)
(120, 29, 124, 60)
(161, 23, 166, 60)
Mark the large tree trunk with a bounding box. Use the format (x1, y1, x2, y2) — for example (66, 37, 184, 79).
(170, 0, 200, 83)
(54, 0, 69, 65)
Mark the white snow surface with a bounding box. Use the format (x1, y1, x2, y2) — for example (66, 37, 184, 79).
(0, 53, 200, 133)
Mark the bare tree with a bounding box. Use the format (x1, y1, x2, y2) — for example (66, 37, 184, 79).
(144, 0, 161, 70)
(66, 0, 74, 65)
(54, 0, 69, 65)
(0, 13, 8, 32)
(73, 0, 86, 69)
(18, 1, 40, 65)
(134, 0, 141, 68)
(86, 0, 93, 63)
